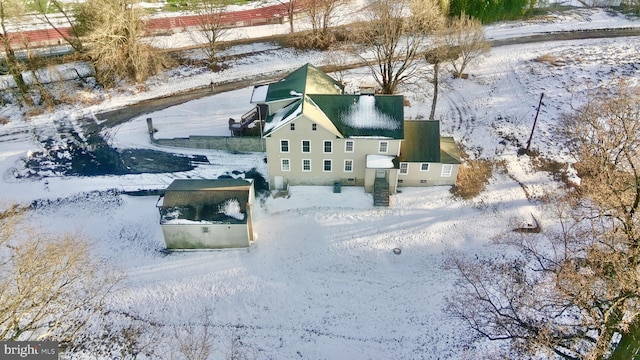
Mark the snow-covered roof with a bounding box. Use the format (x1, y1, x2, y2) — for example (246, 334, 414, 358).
(309, 94, 404, 139)
(161, 180, 252, 224)
(262, 99, 303, 135)
(366, 154, 397, 169)
(251, 84, 269, 103)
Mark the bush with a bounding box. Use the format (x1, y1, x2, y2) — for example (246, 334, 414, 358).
(287, 30, 338, 51)
(450, 158, 498, 199)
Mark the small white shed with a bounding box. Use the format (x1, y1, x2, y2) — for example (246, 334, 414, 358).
(158, 179, 255, 249)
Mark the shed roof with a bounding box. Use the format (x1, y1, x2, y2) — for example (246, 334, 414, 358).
(440, 137, 462, 164)
(399, 121, 462, 164)
(399, 120, 441, 162)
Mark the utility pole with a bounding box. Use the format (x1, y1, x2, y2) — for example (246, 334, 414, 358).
(525, 93, 544, 153)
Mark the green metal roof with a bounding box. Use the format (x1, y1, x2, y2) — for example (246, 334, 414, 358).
(265, 63, 344, 102)
(440, 137, 462, 164)
(399, 120, 441, 162)
(399, 121, 461, 163)
(307, 94, 404, 139)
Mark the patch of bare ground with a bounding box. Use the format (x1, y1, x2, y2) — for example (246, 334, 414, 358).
(534, 53, 567, 67)
(527, 150, 573, 187)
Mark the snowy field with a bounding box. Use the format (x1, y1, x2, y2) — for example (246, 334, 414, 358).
(2, 3, 640, 359)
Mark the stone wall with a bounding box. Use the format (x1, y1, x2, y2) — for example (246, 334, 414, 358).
(153, 135, 265, 153)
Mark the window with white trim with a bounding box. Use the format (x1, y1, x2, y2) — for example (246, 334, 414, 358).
(421, 163, 430, 171)
(379, 141, 388, 153)
(281, 158, 290, 171)
(441, 164, 453, 177)
(302, 140, 310, 153)
(344, 160, 353, 172)
(302, 159, 311, 172)
(323, 140, 333, 153)
(399, 162, 408, 175)
(345, 140, 354, 153)
(290, 123, 295, 131)
(280, 140, 289, 153)
(323, 159, 332, 172)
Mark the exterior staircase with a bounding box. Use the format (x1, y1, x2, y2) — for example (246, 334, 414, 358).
(229, 106, 260, 136)
(373, 177, 390, 207)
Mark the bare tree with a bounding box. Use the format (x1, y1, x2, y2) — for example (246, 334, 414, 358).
(424, 42, 458, 121)
(225, 332, 257, 360)
(0, 205, 121, 350)
(351, 0, 444, 94)
(277, 0, 298, 34)
(299, 0, 349, 49)
(442, 13, 490, 78)
(75, 0, 172, 87)
(32, 0, 85, 53)
(446, 83, 640, 359)
(173, 309, 215, 360)
(0, 0, 31, 104)
(187, 0, 232, 71)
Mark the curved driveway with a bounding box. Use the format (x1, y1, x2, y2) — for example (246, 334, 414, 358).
(95, 27, 640, 127)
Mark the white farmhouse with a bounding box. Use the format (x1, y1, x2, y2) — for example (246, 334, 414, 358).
(249, 63, 461, 206)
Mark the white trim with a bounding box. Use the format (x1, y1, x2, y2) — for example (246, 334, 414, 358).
(344, 159, 353, 172)
(302, 159, 312, 172)
(301, 139, 311, 153)
(378, 141, 388, 154)
(281, 158, 291, 172)
(344, 140, 354, 153)
(323, 159, 332, 172)
(323, 140, 333, 154)
(399, 162, 408, 175)
(280, 139, 290, 153)
(441, 164, 453, 177)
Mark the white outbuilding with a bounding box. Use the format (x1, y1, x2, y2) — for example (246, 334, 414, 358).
(158, 179, 255, 249)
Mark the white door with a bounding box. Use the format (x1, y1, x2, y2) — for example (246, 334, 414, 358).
(375, 169, 386, 179)
(274, 176, 284, 190)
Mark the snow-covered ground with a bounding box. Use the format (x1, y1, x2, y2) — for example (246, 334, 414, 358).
(2, 3, 640, 359)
